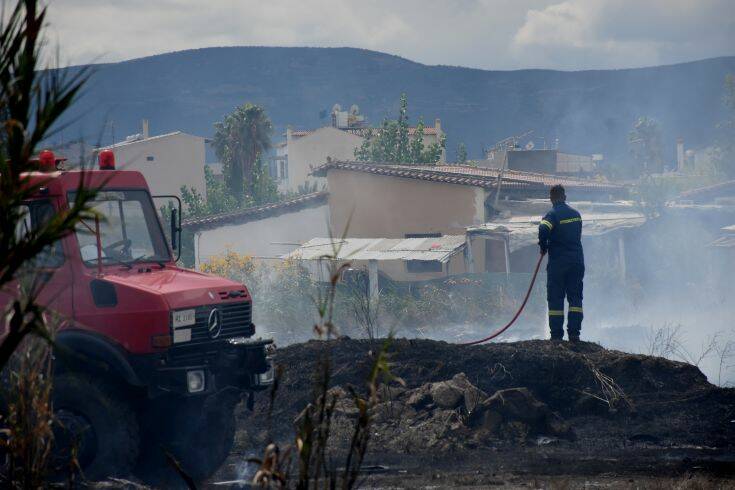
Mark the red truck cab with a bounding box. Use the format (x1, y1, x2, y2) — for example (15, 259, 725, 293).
(2, 151, 273, 481)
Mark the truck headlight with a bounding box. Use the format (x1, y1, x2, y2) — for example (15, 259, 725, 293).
(258, 358, 274, 385)
(186, 370, 206, 393)
(258, 358, 275, 385)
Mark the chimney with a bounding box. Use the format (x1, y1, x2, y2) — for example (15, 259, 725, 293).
(434, 118, 442, 134)
(142, 119, 150, 139)
(286, 125, 293, 143)
(676, 137, 684, 171)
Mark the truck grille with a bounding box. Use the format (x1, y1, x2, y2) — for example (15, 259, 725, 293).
(168, 301, 254, 362)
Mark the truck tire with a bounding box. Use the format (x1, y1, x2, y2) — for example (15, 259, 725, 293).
(52, 373, 140, 480)
(169, 395, 237, 481)
(136, 390, 238, 482)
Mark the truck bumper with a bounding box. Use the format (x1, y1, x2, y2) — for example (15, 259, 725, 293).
(132, 337, 275, 397)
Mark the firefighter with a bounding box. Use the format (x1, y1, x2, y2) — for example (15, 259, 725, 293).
(538, 185, 584, 342)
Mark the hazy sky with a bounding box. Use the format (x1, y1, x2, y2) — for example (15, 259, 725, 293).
(48, 0, 734, 70)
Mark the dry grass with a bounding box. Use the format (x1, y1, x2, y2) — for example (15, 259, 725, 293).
(0, 335, 56, 488)
(247, 231, 398, 489)
(580, 354, 633, 412)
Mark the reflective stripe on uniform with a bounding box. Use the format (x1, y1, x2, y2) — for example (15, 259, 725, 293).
(548, 310, 565, 316)
(540, 219, 553, 230)
(569, 306, 583, 313)
(559, 217, 581, 224)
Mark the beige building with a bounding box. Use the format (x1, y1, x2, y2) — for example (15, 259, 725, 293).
(313, 161, 626, 281)
(272, 115, 446, 194)
(482, 149, 598, 175)
(271, 127, 364, 193)
(102, 126, 206, 198)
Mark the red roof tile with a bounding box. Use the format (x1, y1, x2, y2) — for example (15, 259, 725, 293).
(182, 192, 328, 231)
(312, 161, 624, 195)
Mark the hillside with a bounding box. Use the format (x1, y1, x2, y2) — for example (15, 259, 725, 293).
(55, 47, 735, 162)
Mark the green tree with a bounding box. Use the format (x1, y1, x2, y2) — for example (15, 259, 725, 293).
(212, 103, 273, 203)
(408, 119, 425, 163)
(629, 116, 664, 175)
(355, 94, 445, 164)
(457, 142, 468, 164)
(396, 93, 410, 162)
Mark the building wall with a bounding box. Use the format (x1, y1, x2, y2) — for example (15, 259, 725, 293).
(283, 127, 364, 193)
(326, 169, 487, 280)
(194, 204, 330, 268)
(111, 133, 206, 198)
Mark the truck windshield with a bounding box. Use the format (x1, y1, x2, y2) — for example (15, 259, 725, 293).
(72, 190, 170, 266)
(17, 199, 65, 268)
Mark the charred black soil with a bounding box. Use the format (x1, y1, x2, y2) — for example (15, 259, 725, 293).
(224, 338, 735, 485)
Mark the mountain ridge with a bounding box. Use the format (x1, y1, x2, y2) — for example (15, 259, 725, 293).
(55, 46, 735, 163)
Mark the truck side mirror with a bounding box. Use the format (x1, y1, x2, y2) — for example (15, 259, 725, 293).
(170, 208, 178, 251)
(153, 195, 182, 262)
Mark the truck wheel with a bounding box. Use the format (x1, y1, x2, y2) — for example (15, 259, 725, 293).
(169, 396, 237, 480)
(52, 373, 140, 480)
(137, 391, 238, 482)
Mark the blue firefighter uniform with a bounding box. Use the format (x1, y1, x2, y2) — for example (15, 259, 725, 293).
(538, 202, 585, 340)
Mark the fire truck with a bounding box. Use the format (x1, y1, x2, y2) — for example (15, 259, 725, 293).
(1, 150, 273, 480)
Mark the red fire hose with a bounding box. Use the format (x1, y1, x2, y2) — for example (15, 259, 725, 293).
(460, 252, 545, 346)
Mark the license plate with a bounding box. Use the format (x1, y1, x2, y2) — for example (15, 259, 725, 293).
(172, 309, 196, 328)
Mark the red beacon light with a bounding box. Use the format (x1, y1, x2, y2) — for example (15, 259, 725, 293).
(38, 150, 56, 171)
(98, 149, 116, 170)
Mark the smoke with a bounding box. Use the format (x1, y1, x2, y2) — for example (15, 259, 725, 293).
(581, 209, 735, 385)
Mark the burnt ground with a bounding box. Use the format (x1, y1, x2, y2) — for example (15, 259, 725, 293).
(213, 338, 735, 487)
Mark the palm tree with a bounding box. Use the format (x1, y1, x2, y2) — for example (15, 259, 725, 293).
(212, 103, 273, 203)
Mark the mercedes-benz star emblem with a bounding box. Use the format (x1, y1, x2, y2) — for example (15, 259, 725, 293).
(207, 308, 222, 338)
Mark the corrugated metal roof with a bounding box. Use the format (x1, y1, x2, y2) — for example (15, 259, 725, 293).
(467, 212, 645, 252)
(283, 235, 466, 262)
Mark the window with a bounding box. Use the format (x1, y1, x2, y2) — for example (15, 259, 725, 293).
(16, 200, 64, 268)
(268, 160, 278, 179)
(405, 233, 441, 239)
(405, 233, 443, 272)
(72, 190, 170, 266)
(279, 160, 289, 181)
(146, 155, 155, 162)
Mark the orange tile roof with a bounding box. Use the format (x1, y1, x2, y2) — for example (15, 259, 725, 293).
(182, 192, 328, 231)
(312, 161, 624, 195)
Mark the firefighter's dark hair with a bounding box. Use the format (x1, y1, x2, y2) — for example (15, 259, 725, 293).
(550, 184, 566, 202)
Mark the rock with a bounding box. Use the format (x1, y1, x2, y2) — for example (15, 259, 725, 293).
(474, 387, 575, 440)
(406, 372, 488, 411)
(430, 380, 464, 409)
(406, 384, 432, 408)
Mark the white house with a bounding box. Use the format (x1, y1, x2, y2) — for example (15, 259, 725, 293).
(184, 192, 330, 268)
(102, 123, 206, 198)
(271, 126, 365, 193)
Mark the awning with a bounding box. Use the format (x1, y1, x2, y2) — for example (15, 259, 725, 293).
(467, 212, 646, 253)
(283, 235, 467, 263)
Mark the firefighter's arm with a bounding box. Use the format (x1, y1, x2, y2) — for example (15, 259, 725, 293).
(538, 212, 554, 254)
